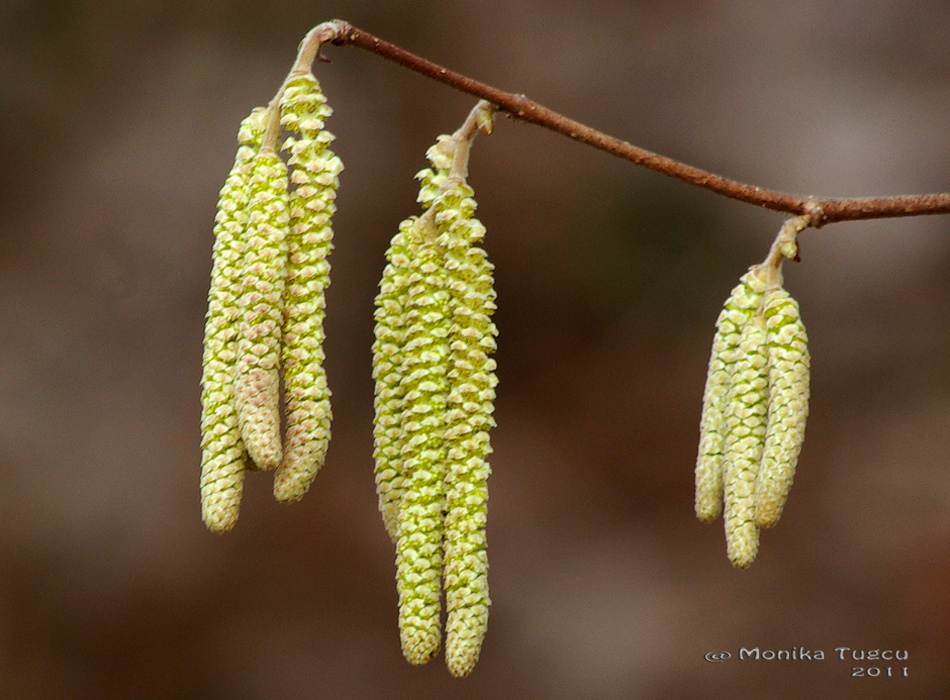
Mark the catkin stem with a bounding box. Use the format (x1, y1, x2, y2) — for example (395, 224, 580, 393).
(760, 215, 811, 289)
(448, 101, 497, 181)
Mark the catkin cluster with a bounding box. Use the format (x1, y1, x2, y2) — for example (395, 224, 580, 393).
(373, 126, 497, 677)
(695, 265, 810, 568)
(200, 73, 341, 533)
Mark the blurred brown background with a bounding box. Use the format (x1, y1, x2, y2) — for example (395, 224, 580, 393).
(2, 1, 949, 698)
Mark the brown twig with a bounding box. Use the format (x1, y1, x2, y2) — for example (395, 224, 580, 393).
(304, 19, 950, 227)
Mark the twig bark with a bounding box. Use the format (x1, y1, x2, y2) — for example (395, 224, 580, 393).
(301, 20, 950, 227)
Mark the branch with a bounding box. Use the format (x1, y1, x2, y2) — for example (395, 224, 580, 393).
(301, 20, 950, 227)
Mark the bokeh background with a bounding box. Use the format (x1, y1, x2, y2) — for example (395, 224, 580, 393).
(2, 1, 949, 698)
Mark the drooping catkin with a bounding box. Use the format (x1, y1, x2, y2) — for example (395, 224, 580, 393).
(273, 73, 342, 502)
(373, 223, 414, 540)
(721, 311, 770, 569)
(755, 288, 810, 527)
(375, 104, 497, 673)
(436, 180, 496, 678)
(695, 269, 766, 522)
(233, 147, 290, 471)
(200, 107, 266, 533)
(373, 138, 455, 540)
(393, 216, 451, 666)
(695, 259, 813, 567)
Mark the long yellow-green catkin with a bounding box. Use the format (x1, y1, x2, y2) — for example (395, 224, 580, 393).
(755, 288, 810, 527)
(373, 223, 414, 540)
(273, 74, 342, 502)
(721, 310, 770, 569)
(200, 107, 266, 533)
(373, 138, 455, 540)
(394, 217, 451, 666)
(233, 148, 289, 471)
(435, 180, 496, 678)
(695, 269, 766, 522)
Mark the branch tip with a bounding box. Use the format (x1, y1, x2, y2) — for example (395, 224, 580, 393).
(295, 20, 950, 226)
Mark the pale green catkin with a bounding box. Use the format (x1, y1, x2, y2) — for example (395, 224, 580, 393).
(393, 217, 451, 666)
(435, 180, 496, 678)
(721, 311, 770, 569)
(373, 138, 455, 540)
(200, 107, 266, 533)
(233, 148, 289, 471)
(695, 269, 766, 522)
(373, 224, 414, 540)
(375, 121, 496, 673)
(273, 74, 342, 502)
(755, 288, 810, 528)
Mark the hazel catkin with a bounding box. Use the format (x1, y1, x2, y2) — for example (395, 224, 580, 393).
(200, 107, 267, 533)
(273, 73, 342, 502)
(392, 217, 451, 666)
(201, 45, 346, 531)
(232, 148, 290, 471)
(373, 109, 497, 675)
(694, 262, 811, 568)
(373, 223, 415, 540)
(373, 136, 455, 540)
(435, 179, 496, 678)
(721, 312, 769, 569)
(695, 269, 766, 522)
(755, 288, 810, 528)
